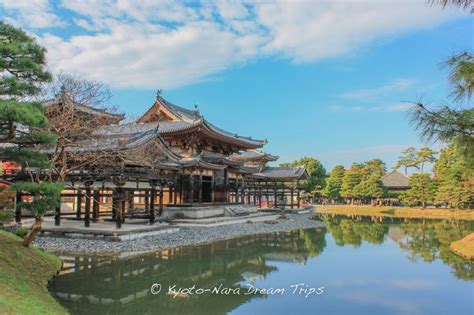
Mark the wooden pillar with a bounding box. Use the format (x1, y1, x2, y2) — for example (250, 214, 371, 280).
(149, 186, 156, 224)
(54, 203, 61, 226)
(168, 184, 172, 205)
(144, 190, 150, 212)
(258, 187, 262, 208)
(92, 190, 100, 221)
(179, 174, 184, 204)
(273, 183, 278, 208)
(76, 190, 82, 219)
(115, 186, 124, 229)
(15, 191, 22, 224)
(198, 173, 203, 204)
(211, 175, 215, 203)
(84, 183, 92, 227)
(111, 189, 116, 220)
(189, 174, 194, 204)
(159, 184, 164, 217)
(173, 173, 178, 204)
(290, 188, 294, 209)
(297, 188, 301, 209)
(127, 190, 134, 210)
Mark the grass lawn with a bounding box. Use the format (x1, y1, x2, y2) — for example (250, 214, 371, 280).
(0, 230, 68, 314)
(450, 233, 474, 260)
(314, 205, 474, 221)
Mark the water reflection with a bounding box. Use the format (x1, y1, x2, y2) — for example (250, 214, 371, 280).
(321, 216, 473, 280)
(49, 228, 327, 315)
(49, 218, 473, 315)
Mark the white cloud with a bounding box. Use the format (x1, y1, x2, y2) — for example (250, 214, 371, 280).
(254, 1, 462, 62)
(0, 0, 64, 28)
(340, 78, 416, 101)
(1, 0, 466, 89)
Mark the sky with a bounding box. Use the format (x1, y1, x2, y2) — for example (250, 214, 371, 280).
(1, 0, 472, 172)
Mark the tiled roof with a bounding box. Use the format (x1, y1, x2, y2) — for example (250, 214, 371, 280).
(179, 155, 226, 170)
(230, 149, 278, 161)
(94, 121, 199, 137)
(382, 171, 410, 188)
(159, 96, 201, 122)
(139, 96, 267, 148)
(251, 166, 309, 180)
(44, 90, 125, 121)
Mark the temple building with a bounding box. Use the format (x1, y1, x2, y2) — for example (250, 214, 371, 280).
(8, 92, 310, 228)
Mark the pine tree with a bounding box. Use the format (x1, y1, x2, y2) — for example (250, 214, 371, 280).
(340, 163, 363, 204)
(434, 144, 473, 209)
(400, 174, 437, 208)
(0, 22, 61, 246)
(322, 165, 345, 200)
(417, 147, 437, 174)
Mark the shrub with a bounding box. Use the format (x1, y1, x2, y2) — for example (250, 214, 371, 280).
(15, 227, 29, 238)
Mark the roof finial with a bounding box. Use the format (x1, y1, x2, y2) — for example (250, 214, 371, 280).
(156, 89, 162, 99)
(194, 103, 200, 115)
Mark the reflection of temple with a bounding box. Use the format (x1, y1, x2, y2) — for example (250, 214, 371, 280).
(49, 229, 326, 315)
(9, 92, 310, 227)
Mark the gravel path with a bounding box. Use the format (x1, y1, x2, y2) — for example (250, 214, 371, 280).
(33, 214, 323, 255)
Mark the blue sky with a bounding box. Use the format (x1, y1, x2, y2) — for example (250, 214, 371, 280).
(1, 1, 472, 172)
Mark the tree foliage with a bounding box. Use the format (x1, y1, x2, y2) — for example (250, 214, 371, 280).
(0, 22, 58, 246)
(395, 147, 420, 175)
(280, 156, 326, 194)
(322, 165, 345, 199)
(434, 143, 473, 209)
(400, 174, 437, 208)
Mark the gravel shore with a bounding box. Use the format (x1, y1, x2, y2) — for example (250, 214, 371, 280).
(33, 214, 323, 255)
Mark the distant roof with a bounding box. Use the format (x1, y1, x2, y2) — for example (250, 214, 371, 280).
(138, 96, 267, 148)
(251, 166, 309, 180)
(230, 150, 278, 162)
(44, 89, 125, 122)
(382, 171, 410, 188)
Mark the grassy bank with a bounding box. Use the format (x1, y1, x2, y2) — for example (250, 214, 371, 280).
(450, 233, 474, 260)
(0, 230, 67, 315)
(314, 205, 474, 221)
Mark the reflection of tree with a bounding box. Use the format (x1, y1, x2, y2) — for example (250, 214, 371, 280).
(49, 228, 327, 315)
(323, 217, 387, 247)
(400, 220, 474, 280)
(299, 228, 327, 257)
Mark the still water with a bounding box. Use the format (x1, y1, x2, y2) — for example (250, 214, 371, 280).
(49, 217, 473, 315)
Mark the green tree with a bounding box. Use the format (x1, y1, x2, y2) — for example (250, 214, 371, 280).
(280, 157, 326, 195)
(354, 175, 385, 202)
(409, 52, 473, 167)
(417, 147, 437, 174)
(364, 158, 386, 178)
(322, 165, 345, 200)
(395, 147, 420, 175)
(340, 163, 363, 203)
(0, 22, 61, 246)
(400, 174, 437, 208)
(434, 144, 473, 209)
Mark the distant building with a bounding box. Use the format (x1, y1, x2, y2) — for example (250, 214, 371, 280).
(381, 171, 410, 196)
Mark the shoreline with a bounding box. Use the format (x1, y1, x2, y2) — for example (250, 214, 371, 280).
(33, 213, 324, 256)
(315, 205, 474, 221)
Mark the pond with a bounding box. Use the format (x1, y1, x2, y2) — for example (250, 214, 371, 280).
(49, 217, 473, 315)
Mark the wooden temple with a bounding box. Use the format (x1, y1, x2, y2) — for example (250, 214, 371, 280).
(8, 92, 309, 228)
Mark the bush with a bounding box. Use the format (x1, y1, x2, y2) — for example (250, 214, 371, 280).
(15, 227, 29, 238)
(0, 210, 14, 226)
